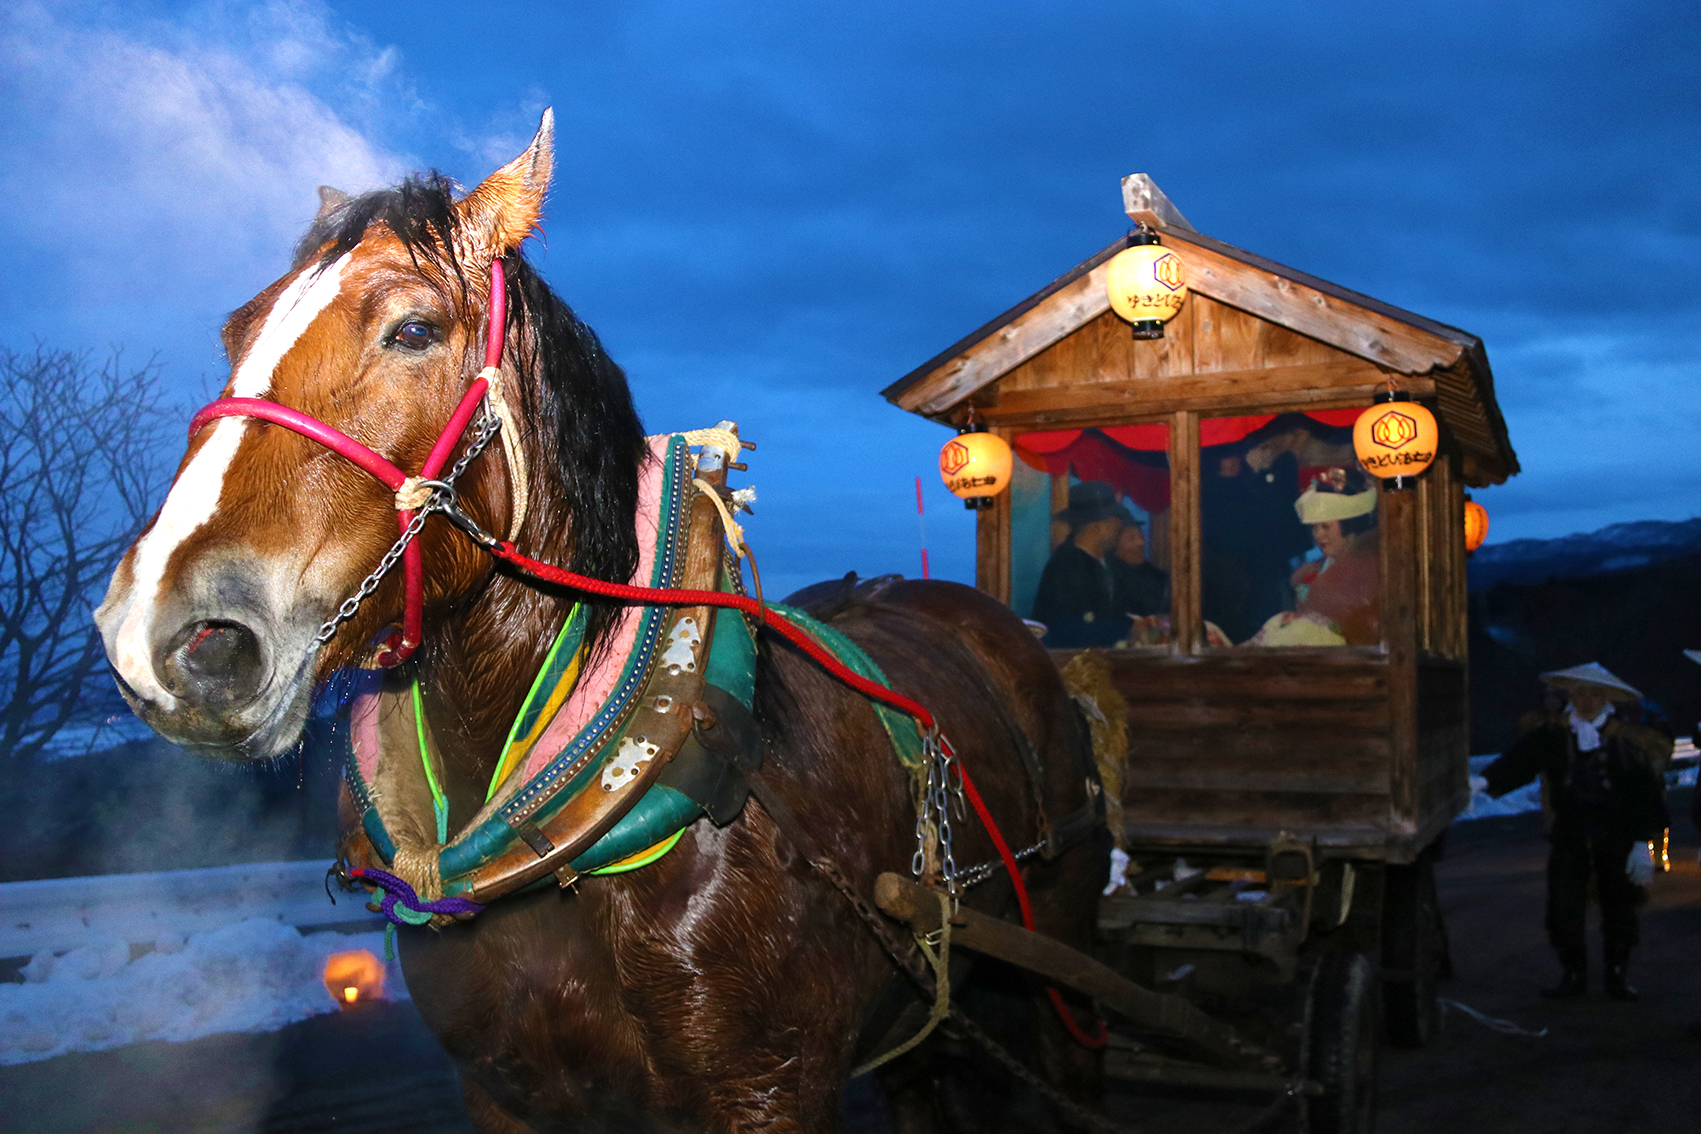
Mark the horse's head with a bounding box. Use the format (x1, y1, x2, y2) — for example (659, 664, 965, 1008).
(97, 110, 644, 761)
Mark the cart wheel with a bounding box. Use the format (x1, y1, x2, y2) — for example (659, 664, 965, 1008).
(1381, 856, 1442, 1047)
(1308, 951, 1380, 1134)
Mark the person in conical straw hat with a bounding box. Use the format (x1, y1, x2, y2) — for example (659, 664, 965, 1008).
(1482, 662, 1672, 1001)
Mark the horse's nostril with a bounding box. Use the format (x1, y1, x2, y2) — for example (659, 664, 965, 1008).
(162, 619, 267, 711)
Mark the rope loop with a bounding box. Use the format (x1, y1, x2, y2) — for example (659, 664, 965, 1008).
(853, 888, 954, 1076)
(394, 476, 434, 512)
(478, 366, 531, 539)
(349, 866, 484, 927)
(691, 477, 748, 557)
(673, 426, 743, 456)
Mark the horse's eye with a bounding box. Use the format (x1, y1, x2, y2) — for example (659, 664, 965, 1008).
(391, 320, 437, 351)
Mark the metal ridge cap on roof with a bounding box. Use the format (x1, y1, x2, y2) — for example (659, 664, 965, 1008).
(880, 238, 1126, 404)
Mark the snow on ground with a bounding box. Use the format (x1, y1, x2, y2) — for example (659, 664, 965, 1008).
(1457, 742, 1696, 823)
(8, 740, 1694, 1068)
(0, 919, 404, 1066)
(1460, 774, 1543, 820)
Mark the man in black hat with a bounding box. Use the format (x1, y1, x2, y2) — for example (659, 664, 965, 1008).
(1030, 481, 1136, 648)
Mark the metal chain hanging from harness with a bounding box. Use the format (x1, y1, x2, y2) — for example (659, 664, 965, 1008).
(912, 728, 967, 901)
(312, 406, 505, 650)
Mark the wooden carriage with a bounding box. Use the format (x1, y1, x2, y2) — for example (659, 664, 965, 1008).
(883, 176, 1519, 1121)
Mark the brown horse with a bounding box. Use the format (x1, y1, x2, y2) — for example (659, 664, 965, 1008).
(97, 111, 1107, 1132)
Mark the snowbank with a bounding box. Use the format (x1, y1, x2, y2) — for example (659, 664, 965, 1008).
(1456, 741, 1696, 823)
(0, 919, 404, 1066)
(1459, 775, 1543, 820)
(1, 860, 380, 957)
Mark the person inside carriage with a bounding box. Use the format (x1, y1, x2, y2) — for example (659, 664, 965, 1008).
(1245, 467, 1381, 647)
(1109, 516, 1169, 621)
(1031, 481, 1137, 648)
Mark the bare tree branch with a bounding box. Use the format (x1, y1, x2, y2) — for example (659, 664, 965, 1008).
(0, 347, 172, 761)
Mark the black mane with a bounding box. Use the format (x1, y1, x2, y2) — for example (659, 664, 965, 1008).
(296, 174, 647, 663)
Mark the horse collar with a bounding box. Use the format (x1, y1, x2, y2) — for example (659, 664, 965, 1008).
(340, 434, 760, 914)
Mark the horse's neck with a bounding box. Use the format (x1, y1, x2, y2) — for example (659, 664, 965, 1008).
(416, 483, 581, 824)
(412, 411, 644, 827)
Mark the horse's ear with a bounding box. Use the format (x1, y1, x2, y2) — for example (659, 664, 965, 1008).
(455, 108, 554, 263)
(315, 186, 350, 220)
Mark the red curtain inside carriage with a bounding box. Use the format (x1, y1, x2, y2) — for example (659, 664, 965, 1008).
(1014, 410, 1362, 512)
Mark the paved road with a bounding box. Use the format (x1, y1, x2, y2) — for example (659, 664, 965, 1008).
(1376, 802, 1701, 1134)
(5, 796, 1699, 1133)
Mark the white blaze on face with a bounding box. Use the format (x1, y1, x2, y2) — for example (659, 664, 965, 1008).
(108, 252, 353, 707)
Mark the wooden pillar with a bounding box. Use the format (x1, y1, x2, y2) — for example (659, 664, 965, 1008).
(1415, 467, 1435, 655)
(1382, 484, 1419, 823)
(1444, 458, 1468, 659)
(1169, 410, 1201, 655)
(975, 426, 1013, 604)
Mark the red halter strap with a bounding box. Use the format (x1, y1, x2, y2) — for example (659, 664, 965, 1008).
(186, 258, 509, 667)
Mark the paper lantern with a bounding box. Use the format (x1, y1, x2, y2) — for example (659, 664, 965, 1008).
(1106, 229, 1187, 340)
(1464, 497, 1489, 553)
(1353, 392, 1438, 490)
(323, 949, 385, 1009)
(939, 426, 1012, 510)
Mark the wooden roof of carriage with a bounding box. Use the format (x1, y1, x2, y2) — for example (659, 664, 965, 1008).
(882, 175, 1519, 487)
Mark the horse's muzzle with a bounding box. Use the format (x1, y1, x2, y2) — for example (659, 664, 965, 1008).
(99, 557, 322, 761)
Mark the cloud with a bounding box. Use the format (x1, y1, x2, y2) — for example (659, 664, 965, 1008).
(0, 0, 413, 381)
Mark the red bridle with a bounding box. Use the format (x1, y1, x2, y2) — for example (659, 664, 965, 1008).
(187, 258, 510, 667)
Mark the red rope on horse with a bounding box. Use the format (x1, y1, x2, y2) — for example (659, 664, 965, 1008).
(486, 537, 1105, 1048)
(956, 762, 1109, 1049)
(486, 541, 938, 730)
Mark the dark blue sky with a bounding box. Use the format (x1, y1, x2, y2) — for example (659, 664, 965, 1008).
(3, 0, 1697, 596)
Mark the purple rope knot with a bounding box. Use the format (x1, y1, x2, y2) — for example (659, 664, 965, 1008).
(350, 866, 485, 926)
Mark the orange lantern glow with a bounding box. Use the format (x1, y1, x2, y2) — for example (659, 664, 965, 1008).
(1105, 228, 1187, 340)
(1353, 392, 1438, 490)
(323, 949, 386, 1009)
(1463, 497, 1489, 553)
(939, 426, 1013, 510)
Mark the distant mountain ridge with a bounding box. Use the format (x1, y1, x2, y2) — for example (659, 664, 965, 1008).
(1468, 526, 1701, 752)
(1468, 518, 1701, 592)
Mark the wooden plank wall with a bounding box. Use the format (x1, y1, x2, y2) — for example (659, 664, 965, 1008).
(1414, 659, 1471, 849)
(1110, 653, 1393, 843)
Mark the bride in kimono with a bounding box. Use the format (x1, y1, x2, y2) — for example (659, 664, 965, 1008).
(1247, 468, 1380, 647)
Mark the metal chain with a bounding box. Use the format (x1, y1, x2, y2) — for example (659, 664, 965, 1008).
(946, 1008, 1143, 1134)
(312, 402, 504, 649)
(911, 730, 963, 900)
(313, 504, 437, 646)
(441, 404, 503, 487)
(955, 839, 1047, 890)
